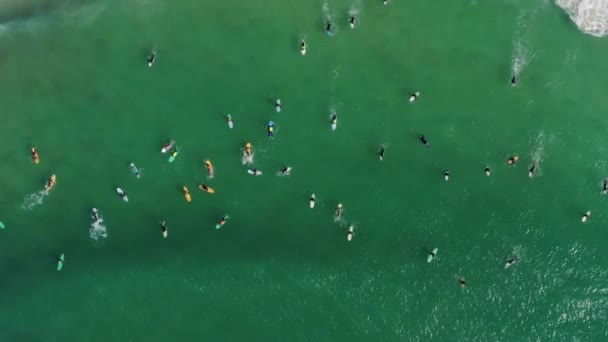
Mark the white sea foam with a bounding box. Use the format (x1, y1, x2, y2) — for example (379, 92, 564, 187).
(511, 39, 534, 79)
(21, 190, 47, 210)
(90, 221, 107, 240)
(556, 0, 608, 37)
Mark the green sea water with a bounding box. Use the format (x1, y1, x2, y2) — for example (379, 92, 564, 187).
(1, 0, 608, 341)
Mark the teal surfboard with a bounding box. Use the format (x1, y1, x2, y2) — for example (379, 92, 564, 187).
(57, 253, 65, 271)
(215, 224, 222, 229)
(168, 148, 180, 163)
(0, 221, 5, 229)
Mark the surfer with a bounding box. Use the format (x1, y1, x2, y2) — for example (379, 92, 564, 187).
(216, 215, 230, 229)
(279, 166, 292, 176)
(444, 170, 450, 181)
(116, 188, 128, 202)
(205, 160, 215, 178)
(505, 257, 518, 268)
(582, 211, 591, 223)
(335, 203, 344, 221)
(248, 168, 263, 176)
(347, 225, 355, 241)
(529, 162, 537, 177)
(147, 50, 156, 67)
(507, 155, 519, 165)
(419, 134, 430, 148)
(379, 145, 385, 161)
(56, 254, 65, 271)
(485, 167, 491, 176)
(130, 162, 141, 178)
(45, 175, 56, 193)
(349, 14, 356, 29)
(603, 179, 608, 194)
(460, 277, 467, 288)
(169, 147, 180, 162)
(227, 114, 234, 129)
(326, 20, 333, 36)
(31, 147, 39, 164)
(91, 208, 101, 224)
(301, 40, 307, 56)
(199, 184, 215, 193)
(161, 221, 168, 238)
(511, 75, 517, 87)
(310, 194, 316, 208)
(409, 91, 420, 103)
(244, 142, 253, 164)
(427, 248, 438, 263)
(267, 121, 275, 139)
(276, 99, 281, 113)
(330, 113, 337, 131)
(161, 140, 175, 154)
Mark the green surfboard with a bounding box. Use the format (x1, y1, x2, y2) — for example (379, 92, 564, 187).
(0, 221, 5, 229)
(57, 253, 65, 271)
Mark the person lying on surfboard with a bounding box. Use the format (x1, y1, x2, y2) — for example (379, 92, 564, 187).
(31, 147, 39, 164)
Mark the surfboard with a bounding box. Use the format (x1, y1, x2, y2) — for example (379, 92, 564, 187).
(57, 253, 65, 271)
(227, 115, 234, 129)
(310, 194, 315, 208)
(427, 248, 438, 263)
(116, 188, 129, 202)
(183, 186, 191, 202)
(0, 221, 5, 229)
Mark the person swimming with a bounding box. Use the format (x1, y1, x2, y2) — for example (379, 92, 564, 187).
(529, 162, 537, 177)
(130, 162, 141, 178)
(248, 168, 263, 176)
(460, 277, 467, 288)
(485, 167, 491, 176)
(326, 20, 333, 36)
(279, 166, 292, 176)
(507, 155, 519, 165)
(444, 170, 450, 181)
(409, 91, 420, 103)
(335, 203, 344, 221)
(310, 193, 316, 208)
(379, 145, 385, 161)
(582, 211, 591, 223)
(161, 221, 168, 238)
(511, 75, 517, 87)
(505, 257, 518, 268)
(603, 179, 608, 194)
(301, 40, 307, 56)
(147, 50, 156, 67)
(349, 15, 356, 29)
(276, 99, 281, 113)
(267, 121, 275, 139)
(347, 225, 355, 241)
(419, 134, 430, 148)
(205, 160, 214, 178)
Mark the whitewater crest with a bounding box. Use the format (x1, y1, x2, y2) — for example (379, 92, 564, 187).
(556, 0, 608, 37)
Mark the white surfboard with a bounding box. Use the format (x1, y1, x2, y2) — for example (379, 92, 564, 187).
(309, 194, 316, 208)
(427, 248, 438, 263)
(116, 188, 129, 202)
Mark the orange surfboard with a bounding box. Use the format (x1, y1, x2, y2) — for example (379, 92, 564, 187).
(183, 186, 191, 202)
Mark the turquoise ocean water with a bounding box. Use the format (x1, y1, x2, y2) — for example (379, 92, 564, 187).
(1, 0, 608, 341)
